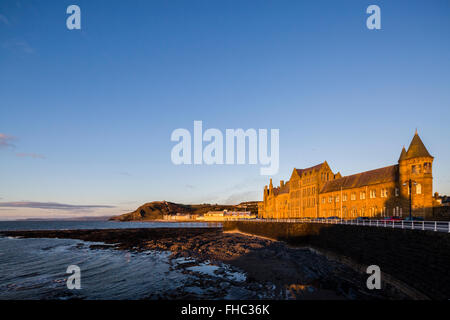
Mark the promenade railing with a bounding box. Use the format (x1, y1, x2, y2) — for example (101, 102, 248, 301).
(229, 217, 450, 233)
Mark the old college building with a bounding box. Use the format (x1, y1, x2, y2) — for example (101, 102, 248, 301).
(259, 131, 435, 219)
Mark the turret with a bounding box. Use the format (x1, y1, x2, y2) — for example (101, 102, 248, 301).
(398, 146, 406, 162)
(398, 130, 434, 218)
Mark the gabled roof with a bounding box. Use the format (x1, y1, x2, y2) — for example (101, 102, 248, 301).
(320, 165, 398, 194)
(404, 132, 433, 160)
(294, 162, 325, 177)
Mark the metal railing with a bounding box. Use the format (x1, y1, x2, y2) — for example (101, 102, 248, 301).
(235, 217, 450, 233)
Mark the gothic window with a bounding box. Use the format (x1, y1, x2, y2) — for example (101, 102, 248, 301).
(395, 188, 399, 197)
(424, 162, 431, 173)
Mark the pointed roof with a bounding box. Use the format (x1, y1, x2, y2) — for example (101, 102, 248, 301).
(398, 146, 407, 162)
(404, 131, 433, 160)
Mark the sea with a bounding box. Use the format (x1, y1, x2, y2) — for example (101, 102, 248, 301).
(0, 221, 260, 300)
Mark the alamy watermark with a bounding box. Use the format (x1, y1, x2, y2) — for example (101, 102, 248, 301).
(65, 5, 380, 31)
(66, 5, 81, 30)
(366, 265, 381, 290)
(366, 5, 381, 30)
(66, 265, 81, 290)
(170, 121, 279, 175)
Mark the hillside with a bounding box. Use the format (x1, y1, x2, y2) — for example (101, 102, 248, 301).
(109, 201, 255, 221)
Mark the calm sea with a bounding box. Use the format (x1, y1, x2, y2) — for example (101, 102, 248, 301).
(0, 221, 255, 300)
(0, 220, 219, 231)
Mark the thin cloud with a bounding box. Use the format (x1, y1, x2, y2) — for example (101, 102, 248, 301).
(0, 14, 9, 25)
(16, 152, 46, 159)
(2, 40, 34, 54)
(0, 201, 115, 212)
(0, 133, 16, 148)
(223, 191, 259, 205)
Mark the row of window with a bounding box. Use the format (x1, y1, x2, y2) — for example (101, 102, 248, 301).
(290, 186, 317, 199)
(321, 206, 403, 217)
(289, 184, 423, 206)
(412, 163, 432, 174)
(302, 197, 316, 208)
(320, 172, 331, 181)
(321, 185, 422, 204)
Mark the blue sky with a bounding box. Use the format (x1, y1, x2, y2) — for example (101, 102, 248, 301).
(1, 0, 449, 219)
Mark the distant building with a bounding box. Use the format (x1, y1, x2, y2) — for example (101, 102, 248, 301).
(436, 195, 450, 207)
(198, 210, 256, 221)
(260, 131, 434, 219)
(163, 213, 196, 221)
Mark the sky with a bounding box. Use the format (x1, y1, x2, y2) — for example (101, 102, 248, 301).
(1, 0, 450, 220)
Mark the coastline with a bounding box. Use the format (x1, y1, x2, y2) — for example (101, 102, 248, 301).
(1, 227, 409, 300)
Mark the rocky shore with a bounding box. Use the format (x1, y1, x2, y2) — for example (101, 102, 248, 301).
(1, 227, 408, 299)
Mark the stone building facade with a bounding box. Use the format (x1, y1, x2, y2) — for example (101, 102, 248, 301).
(260, 132, 434, 219)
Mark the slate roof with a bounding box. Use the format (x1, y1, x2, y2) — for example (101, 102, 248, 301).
(295, 162, 325, 176)
(272, 181, 290, 196)
(320, 165, 398, 193)
(404, 132, 433, 160)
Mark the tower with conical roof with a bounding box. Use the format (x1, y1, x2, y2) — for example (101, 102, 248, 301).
(398, 130, 434, 218)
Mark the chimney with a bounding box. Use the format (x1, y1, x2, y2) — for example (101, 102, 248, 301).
(280, 180, 284, 187)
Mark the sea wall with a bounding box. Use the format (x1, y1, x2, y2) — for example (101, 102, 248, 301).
(223, 221, 450, 300)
